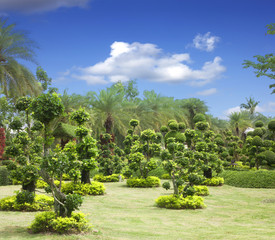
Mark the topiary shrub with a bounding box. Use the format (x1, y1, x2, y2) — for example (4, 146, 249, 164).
(126, 176, 160, 188)
(220, 170, 275, 188)
(0, 194, 54, 211)
(193, 113, 206, 124)
(161, 173, 171, 179)
(194, 186, 209, 196)
(61, 182, 105, 195)
(29, 211, 90, 234)
(155, 195, 205, 209)
(162, 181, 171, 190)
(0, 166, 11, 186)
(93, 174, 124, 182)
(202, 177, 224, 186)
(255, 120, 264, 128)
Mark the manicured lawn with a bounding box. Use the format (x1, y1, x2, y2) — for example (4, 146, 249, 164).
(0, 182, 275, 239)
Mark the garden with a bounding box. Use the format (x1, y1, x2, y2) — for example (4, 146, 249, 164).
(0, 19, 275, 239)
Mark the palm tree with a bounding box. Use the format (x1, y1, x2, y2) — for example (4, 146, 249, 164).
(228, 111, 251, 136)
(0, 19, 41, 98)
(240, 97, 260, 115)
(177, 98, 208, 128)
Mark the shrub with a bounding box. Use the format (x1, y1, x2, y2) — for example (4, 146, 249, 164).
(36, 179, 48, 188)
(29, 211, 90, 234)
(15, 190, 35, 204)
(155, 195, 205, 209)
(202, 177, 224, 186)
(161, 173, 171, 179)
(0, 166, 11, 186)
(126, 176, 160, 188)
(61, 182, 105, 195)
(220, 170, 275, 188)
(193, 186, 209, 196)
(93, 174, 124, 182)
(162, 181, 171, 190)
(0, 194, 54, 211)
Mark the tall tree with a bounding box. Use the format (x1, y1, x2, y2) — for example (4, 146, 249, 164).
(240, 96, 260, 115)
(243, 24, 275, 94)
(0, 19, 41, 98)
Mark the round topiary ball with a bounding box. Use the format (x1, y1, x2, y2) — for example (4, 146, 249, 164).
(261, 150, 275, 165)
(168, 121, 179, 131)
(195, 121, 209, 131)
(178, 122, 186, 130)
(255, 120, 264, 128)
(253, 127, 264, 137)
(268, 120, 275, 132)
(160, 126, 168, 133)
(193, 113, 206, 124)
(251, 136, 263, 147)
(129, 119, 139, 128)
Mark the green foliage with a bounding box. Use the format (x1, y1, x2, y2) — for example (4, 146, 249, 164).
(70, 108, 90, 126)
(93, 174, 124, 182)
(260, 150, 275, 166)
(75, 126, 89, 138)
(36, 67, 52, 91)
(193, 186, 209, 196)
(65, 194, 83, 217)
(251, 136, 262, 146)
(31, 92, 64, 124)
(126, 176, 160, 188)
(0, 194, 53, 211)
(31, 121, 44, 132)
(29, 211, 90, 234)
(220, 170, 275, 188)
(162, 181, 171, 190)
(160, 126, 168, 133)
(15, 190, 35, 204)
(193, 113, 206, 124)
(195, 121, 209, 131)
(147, 166, 168, 178)
(168, 121, 179, 131)
(9, 117, 23, 131)
(129, 119, 139, 128)
(202, 177, 224, 186)
(15, 97, 32, 112)
(161, 173, 171, 179)
(0, 166, 11, 186)
(268, 120, 275, 132)
(155, 195, 206, 209)
(255, 120, 264, 128)
(61, 182, 106, 195)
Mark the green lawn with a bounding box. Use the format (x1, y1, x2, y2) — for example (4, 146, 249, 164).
(0, 182, 275, 240)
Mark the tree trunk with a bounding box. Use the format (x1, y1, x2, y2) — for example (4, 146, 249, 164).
(81, 169, 91, 184)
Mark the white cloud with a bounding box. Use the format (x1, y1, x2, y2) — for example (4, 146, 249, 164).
(196, 88, 217, 96)
(192, 32, 220, 52)
(224, 106, 242, 116)
(65, 41, 226, 86)
(0, 0, 90, 13)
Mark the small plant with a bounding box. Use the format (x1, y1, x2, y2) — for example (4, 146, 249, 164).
(15, 190, 35, 204)
(61, 182, 106, 195)
(162, 181, 171, 190)
(126, 176, 160, 188)
(202, 177, 224, 186)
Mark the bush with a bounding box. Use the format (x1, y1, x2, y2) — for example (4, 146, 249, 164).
(126, 176, 160, 188)
(155, 195, 205, 209)
(15, 190, 35, 204)
(193, 186, 209, 196)
(0, 194, 54, 211)
(162, 181, 171, 190)
(220, 170, 275, 188)
(0, 166, 11, 186)
(93, 174, 124, 182)
(161, 173, 171, 179)
(62, 182, 105, 195)
(29, 211, 90, 234)
(202, 177, 224, 186)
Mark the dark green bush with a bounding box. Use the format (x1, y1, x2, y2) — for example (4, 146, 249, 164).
(155, 195, 205, 209)
(0, 194, 53, 211)
(202, 177, 224, 186)
(162, 181, 171, 190)
(0, 166, 11, 186)
(15, 190, 35, 204)
(220, 170, 275, 188)
(126, 176, 160, 188)
(61, 182, 105, 195)
(29, 211, 90, 234)
(93, 174, 124, 182)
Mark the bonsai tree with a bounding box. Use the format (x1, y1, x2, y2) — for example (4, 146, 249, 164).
(71, 108, 98, 183)
(128, 129, 161, 178)
(268, 120, 275, 140)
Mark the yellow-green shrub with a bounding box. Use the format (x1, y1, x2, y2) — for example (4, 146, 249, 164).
(61, 181, 105, 195)
(126, 176, 160, 188)
(202, 177, 224, 186)
(0, 194, 53, 211)
(155, 195, 206, 209)
(29, 211, 90, 234)
(93, 174, 124, 182)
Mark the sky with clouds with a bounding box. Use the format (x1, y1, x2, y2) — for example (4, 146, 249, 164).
(0, 0, 274, 119)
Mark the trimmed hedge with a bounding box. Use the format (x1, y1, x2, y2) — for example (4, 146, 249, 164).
(220, 170, 275, 188)
(29, 211, 90, 234)
(61, 181, 106, 195)
(155, 195, 205, 209)
(126, 176, 160, 188)
(202, 177, 224, 186)
(0, 166, 11, 186)
(93, 174, 124, 182)
(0, 194, 54, 211)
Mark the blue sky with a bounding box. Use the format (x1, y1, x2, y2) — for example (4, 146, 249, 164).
(1, 0, 274, 119)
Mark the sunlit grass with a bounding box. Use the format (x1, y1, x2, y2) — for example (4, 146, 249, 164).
(0, 182, 275, 239)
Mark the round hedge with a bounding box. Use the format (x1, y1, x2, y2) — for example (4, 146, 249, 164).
(255, 120, 264, 128)
(268, 120, 275, 132)
(126, 176, 160, 188)
(193, 113, 206, 124)
(220, 170, 275, 188)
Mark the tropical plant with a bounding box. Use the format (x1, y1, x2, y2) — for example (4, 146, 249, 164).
(240, 97, 260, 115)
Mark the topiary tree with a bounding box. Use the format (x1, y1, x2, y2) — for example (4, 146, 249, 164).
(71, 108, 98, 184)
(268, 120, 275, 140)
(128, 129, 161, 178)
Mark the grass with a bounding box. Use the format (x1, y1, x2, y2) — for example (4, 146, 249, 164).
(0, 182, 275, 239)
